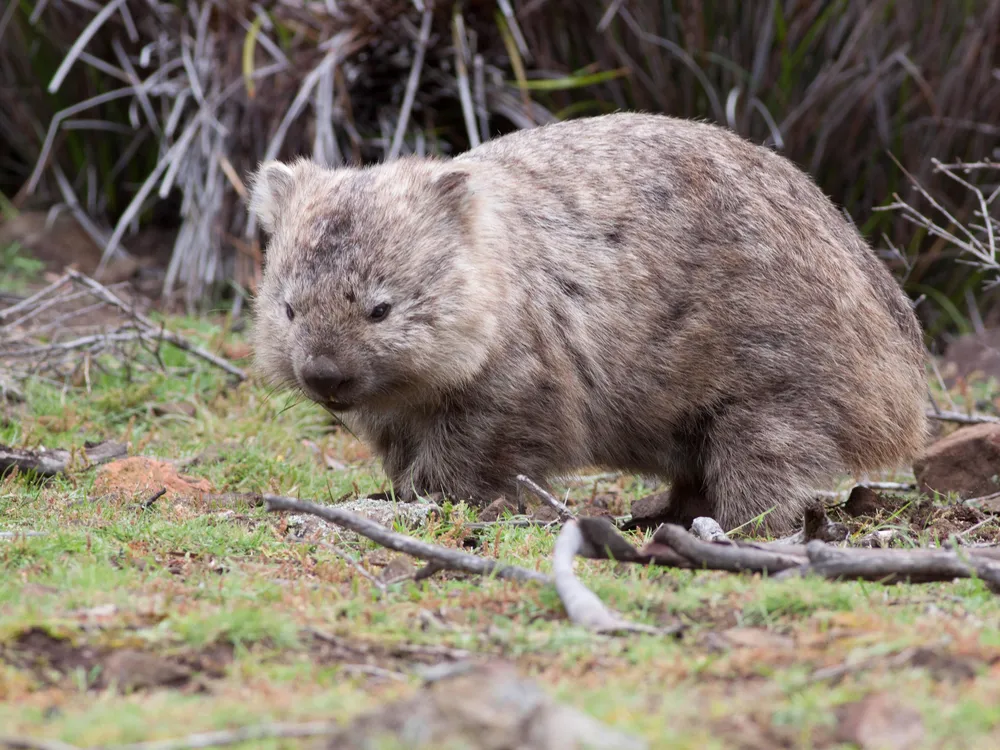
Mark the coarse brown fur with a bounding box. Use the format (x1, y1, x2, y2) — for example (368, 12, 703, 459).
(247, 112, 928, 533)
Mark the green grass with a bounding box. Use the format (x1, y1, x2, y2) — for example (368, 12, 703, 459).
(2, 303, 1000, 748)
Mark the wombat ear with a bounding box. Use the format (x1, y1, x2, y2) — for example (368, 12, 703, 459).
(248, 161, 295, 232)
(432, 169, 473, 214)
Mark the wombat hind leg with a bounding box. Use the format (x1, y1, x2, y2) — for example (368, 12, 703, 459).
(659, 474, 715, 529)
(702, 407, 838, 535)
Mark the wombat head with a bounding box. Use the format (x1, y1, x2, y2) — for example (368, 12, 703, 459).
(247, 157, 502, 413)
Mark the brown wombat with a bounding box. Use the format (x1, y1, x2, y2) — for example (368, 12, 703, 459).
(247, 112, 928, 533)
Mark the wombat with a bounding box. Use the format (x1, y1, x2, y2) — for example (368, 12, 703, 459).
(248, 112, 928, 533)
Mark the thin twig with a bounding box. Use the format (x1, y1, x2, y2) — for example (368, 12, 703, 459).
(320, 540, 387, 593)
(141, 487, 167, 509)
(515, 474, 574, 521)
(264, 494, 550, 584)
(0, 273, 72, 322)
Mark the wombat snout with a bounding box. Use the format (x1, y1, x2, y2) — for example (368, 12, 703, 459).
(299, 355, 355, 407)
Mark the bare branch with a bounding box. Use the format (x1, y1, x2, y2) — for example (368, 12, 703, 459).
(927, 410, 1000, 425)
(0, 441, 126, 478)
(552, 520, 662, 634)
(102, 722, 341, 750)
(0, 736, 81, 750)
(263, 494, 550, 584)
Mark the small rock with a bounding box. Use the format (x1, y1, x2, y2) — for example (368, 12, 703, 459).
(940, 329, 1000, 387)
(478, 495, 520, 522)
(834, 692, 925, 750)
(100, 650, 191, 693)
(287, 499, 440, 546)
(320, 661, 647, 750)
(378, 554, 418, 583)
(844, 486, 884, 517)
(691, 517, 728, 542)
(913, 423, 1000, 499)
(335, 498, 440, 529)
(802, 504, 849, 542)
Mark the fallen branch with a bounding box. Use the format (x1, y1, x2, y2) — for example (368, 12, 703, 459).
(103, 722, 341, 750)
(0, 736, 80, 750)
(64, 270, 246, 381)
(263, 494, 549, 584)
(0, 271, 246, 386)
(653, 524, 808, 574)
(804, 540, 1000, 588)
(0, 441, 126, 477)
(926, 409, 1000, 425)
(552, 520, 662, 634)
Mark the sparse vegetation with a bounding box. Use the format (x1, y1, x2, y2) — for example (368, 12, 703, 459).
(1, 298, 1000, 747)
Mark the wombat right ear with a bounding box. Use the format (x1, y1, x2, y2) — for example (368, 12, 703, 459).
(248, 161, 295, 232)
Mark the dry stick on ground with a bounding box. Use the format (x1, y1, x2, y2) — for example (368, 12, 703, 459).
(515, 473, 574, 521)
(63, 269, 246, 381)
(101, 722, 342, 750)
(140, 487, 166, 509)
(316, 538, 388, 593)
(267, 495, 661, 634)
(0, 273, 72, 322)
(0, 441, 126, 477)
(652, 519, 1000, 584)
(552, 520, 662, 634)
(804, 540, 1000, 588)
(0, 736, 81, 750)
(263, 495, 550, 584)
(654, 524, 809, 574)
(926, 409, 1000, 425)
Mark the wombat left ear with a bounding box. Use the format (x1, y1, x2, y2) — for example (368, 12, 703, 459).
(248, 161, 295, 233)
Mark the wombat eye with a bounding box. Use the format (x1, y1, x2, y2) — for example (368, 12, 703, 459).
(285, 303, 295, 321)
(369, 303, 391, 322)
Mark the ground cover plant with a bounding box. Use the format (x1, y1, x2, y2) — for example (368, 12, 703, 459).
(3, 256, 1000, 749)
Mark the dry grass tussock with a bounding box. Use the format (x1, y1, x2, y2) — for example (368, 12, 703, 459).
(0, 0, 998, 324)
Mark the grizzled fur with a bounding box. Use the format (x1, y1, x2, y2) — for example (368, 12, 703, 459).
(248, 112, 928, 533)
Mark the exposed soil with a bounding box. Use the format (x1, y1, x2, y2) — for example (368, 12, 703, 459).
(1, 628, 232, 694)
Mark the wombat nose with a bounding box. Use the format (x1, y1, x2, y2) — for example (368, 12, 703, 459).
(300, 357, 353, 399)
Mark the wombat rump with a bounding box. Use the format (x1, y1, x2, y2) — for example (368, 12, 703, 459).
(248, 112, 927, 533)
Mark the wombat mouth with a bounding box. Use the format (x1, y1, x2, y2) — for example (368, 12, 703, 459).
(322, 399, 353, 412)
